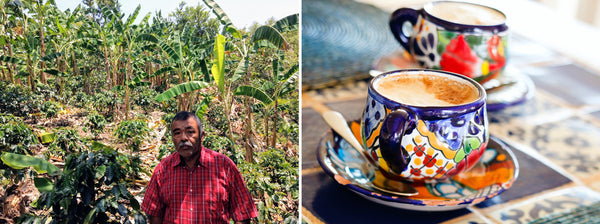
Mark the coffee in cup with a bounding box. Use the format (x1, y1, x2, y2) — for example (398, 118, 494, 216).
(426, 1, 505, 26)
(361, 69, 488, 181)
(374, 72, 480, 107)
(390, 1, 509, 84)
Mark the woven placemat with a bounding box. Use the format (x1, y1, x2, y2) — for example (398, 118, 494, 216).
(302, 0, 401, 90)
(529, 201, 600, 224)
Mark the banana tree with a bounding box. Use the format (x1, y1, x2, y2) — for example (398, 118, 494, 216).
(144, 22, 215, 111)
(203, 0, 298, 161)
(0, 0, 65, 93)
(99, 4, 152, 119)
(21, 0, 56, 85)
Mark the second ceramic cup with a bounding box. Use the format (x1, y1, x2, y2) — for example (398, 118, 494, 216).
(361, 69, 489, 182)
(390, 1, 508, 84)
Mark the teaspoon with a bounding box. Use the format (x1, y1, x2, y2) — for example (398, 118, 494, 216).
(322, 111, 419, 196)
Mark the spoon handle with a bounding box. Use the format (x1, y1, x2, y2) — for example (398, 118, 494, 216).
(322, 111, 379, 166)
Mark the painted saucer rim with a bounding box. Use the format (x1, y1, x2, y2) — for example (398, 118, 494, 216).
(316, 130, 520, 211)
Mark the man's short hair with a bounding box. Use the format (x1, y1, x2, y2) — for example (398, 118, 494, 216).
(171, 111, 203, 134)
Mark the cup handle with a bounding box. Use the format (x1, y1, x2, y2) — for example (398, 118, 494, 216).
(389, 8, 419, 51)
(379, 109, 415, 175)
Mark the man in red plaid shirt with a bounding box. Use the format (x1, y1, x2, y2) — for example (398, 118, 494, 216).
(142, 111, 258, 223)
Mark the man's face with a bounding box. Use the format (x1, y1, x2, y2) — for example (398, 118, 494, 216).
(171, 117, 203, 162)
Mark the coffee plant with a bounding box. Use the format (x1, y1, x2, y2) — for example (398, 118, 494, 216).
(40, 101, 63, 118)
(0, 114, 40, 185)
(20, 145, 146, 224)
(46, 128, 87, 160)
(114, 116, 151, 152)
(87, 112, 107, 139)
(238, 148, 299, 223)
(0, 81, 43, 118)
(132, 86, 159, 113)
(0, 114, 38, 155)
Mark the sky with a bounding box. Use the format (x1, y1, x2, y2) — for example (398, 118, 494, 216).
(55, 0, 300, 29)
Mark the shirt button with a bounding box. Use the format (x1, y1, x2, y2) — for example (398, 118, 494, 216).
(190, 189, 193, 192)
(190, 208, 193, 211)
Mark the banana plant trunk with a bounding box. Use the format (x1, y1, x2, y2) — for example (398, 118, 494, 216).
(271, 99, 278, 147)
(26, 55, 34, 92)
(39, 14, 46, 84)
(104, 46, 111, 89)
(244, 97, 254, 163)
(7, 43, 15, 84)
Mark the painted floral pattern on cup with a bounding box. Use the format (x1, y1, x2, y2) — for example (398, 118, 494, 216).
(362, 93, 489, 181)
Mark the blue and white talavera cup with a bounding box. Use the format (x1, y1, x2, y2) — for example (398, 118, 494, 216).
(361, 69, 489, 182)
(389, 1, 509, 85)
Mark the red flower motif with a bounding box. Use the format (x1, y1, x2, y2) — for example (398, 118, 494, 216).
(436, 167, 445, 174)
(440, 35, 479, 78)
(410, 168, 421, 176)
(486, 35, 506, 73)
(423, 155, 437, 168)
(414, 144, 425, 157)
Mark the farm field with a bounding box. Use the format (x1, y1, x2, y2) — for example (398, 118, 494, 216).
(0, 0, 299, 223)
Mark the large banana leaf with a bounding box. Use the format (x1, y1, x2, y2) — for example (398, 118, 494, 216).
(1, 152, 61, 175)
(44, 69, 68, 77)
(154, 81, 209, 102)
(281, 64, 299, 83)
(202, 0, 233, 28)
(125, 5, 141, 28)
(195, 96, 212, 120)
(41, 52, 63, 62)
(251, 26, 288, 50)
(211, 34, 225, 92)
(159, 40, 180, 61)
(136, 33, 158, 43)
(34, 177, 54, 192)
(0, 55, 24, 65)
(232, 57, 248, 83)
(273, 14, 299, 33)
(56, 16, 66, 35)
(234, 86, 273, 105)
(151, 66, 175, 78)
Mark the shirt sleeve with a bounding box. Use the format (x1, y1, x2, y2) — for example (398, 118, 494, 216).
(226, 158, 258, 222)
(142, 163, 166, 217)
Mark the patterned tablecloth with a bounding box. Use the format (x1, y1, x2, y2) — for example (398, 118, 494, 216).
(301, 1, 600, 223)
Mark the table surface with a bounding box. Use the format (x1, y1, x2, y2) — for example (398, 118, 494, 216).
(301, 0, 600, 223)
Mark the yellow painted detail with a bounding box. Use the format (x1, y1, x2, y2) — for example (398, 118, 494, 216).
(482, 60, 490, 75)
(416, 120, 456, 159)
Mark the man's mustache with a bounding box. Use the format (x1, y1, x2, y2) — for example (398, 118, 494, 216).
(178, 141, 194, 148)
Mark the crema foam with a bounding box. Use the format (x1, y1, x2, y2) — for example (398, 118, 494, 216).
(374, 72, 480, 107)
(426, 2, 505, 26)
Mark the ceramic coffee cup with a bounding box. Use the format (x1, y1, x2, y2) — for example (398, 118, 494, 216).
(389, 1, 508, 84)
(361, 69, 488, 182)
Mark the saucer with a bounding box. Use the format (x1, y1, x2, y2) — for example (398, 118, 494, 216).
(316, 120, 519, 211)
(371, 50, 535, 111)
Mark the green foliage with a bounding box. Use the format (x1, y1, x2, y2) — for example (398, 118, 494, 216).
(133, 86, 160, 113)
(154, 81, 209, 103)
(47, 128, 86, 159)
(1, 152, 61, 175)
(40, 100, 63, 118)
(203, 134, 235, 156)
(32, 147, 146, 224)
(205, 102, 228, 135)
(0, 81, 43, 118)
(92, 90, 121, 120)
(0, 114, 38, 155)
(70, 92, 93, 109)
(86, 112, 107, 139)
(114, 116, 151, 152)
(238, 148, 298, 223)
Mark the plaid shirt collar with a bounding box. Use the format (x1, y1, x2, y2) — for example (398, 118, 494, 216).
(171, 146, 208, 168)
